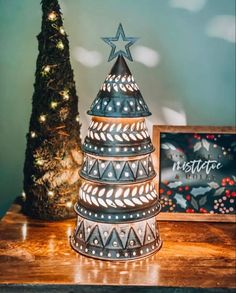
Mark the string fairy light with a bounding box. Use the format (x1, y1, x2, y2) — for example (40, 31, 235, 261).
(50, 101, 58, 109)
(56, 40, 64, 50)
(66, 201, 73, 208)
(48, 11, 57, 21)
(51, 24, 65, 35)
(75, 115, 80, 122)
(30, 131, 36, 138)
(41, 65, 51, 77)
(21, 191, 26, 201)
(60, 89, 70, 100)
(23, 0, 82, 221)
(35, 158, 44, 166)
(39, 114, 46, 123)
(48, 191, 54, 197)
(59, 26, 65, 35)
(44, 65, 50, 72)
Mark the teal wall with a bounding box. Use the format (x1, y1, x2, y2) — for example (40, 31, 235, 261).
(0, 0, 235, 218)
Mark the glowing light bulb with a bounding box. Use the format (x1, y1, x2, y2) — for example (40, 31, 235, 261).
(39, 114, 46, 123)
(30, 131, 36, 138)
(21, 191, 26, 201)
(76, 115, 80, 122)
(63, 93, 69, 100)
(59, 27, 65, 35)
(60, 89, 69, 100)
(48, 191, 54, 197)
(50, 101, 58, 109)
(56, 41, 64, 50)
(41, 65, 51, 77)
(48, 11, 57, 21)
(44, 65, 50, 72)
(66, 201, 73, 208)
(36, 159, 44, 166)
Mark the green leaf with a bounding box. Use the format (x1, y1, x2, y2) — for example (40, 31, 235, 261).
(191, 197, 199, 210)
(208, 182, 219, 189)
(199, 195, 207, 206)
(214, 187, 225, 196)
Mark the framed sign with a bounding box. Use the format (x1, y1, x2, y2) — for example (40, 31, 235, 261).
(152, 126, 236, 222)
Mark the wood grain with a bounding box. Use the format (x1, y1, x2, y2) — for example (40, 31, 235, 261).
(0, 204, 235, 288)
(158, 212, 236, 222)
(152, 125, 236, 222)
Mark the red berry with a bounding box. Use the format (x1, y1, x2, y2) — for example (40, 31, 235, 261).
(229, 180, 234, 186)
(160, 189, 164, 194)
(225, 190, 230, 195)
(222, 182, 226, 186)
(178, 187, 183, 191)
(167, 190, 172, 196)
(226, 177, 231, 182)
(186, 195, 191, 201)
(185, 186, 190, 191)
(231, 192, 236, 197)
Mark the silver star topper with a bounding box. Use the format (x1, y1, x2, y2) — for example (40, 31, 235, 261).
(102, 23, 138, 62)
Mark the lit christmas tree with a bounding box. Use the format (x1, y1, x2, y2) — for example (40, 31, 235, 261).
(71, 24, 162, 260)
(23, 0, 83, 220)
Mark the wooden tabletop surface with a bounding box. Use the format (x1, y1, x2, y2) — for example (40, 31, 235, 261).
(0, 204, 235, 289)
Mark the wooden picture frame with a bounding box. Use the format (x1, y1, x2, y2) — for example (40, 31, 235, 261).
(152, 125, 236, 222)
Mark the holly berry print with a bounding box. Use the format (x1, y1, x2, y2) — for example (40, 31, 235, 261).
(160, 132, 236, 214)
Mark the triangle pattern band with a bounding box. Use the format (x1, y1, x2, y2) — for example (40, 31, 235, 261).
(105, 228, 124, 249)
(87, 225, 104, 248)
(81, 155, 156, 183)
(74, 217, 158, 250)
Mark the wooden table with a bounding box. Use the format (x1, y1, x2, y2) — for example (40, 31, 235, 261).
(0, 205, 235, 292)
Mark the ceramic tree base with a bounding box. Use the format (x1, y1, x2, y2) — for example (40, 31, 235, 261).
(71, 215, 162, 261)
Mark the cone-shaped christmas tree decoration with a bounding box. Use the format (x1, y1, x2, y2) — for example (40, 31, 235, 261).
(23, 0, 83, 220)
(71, 24, 162, 260)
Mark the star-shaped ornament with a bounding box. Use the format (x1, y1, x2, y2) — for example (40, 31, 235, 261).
(102, 23, 138, 62)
